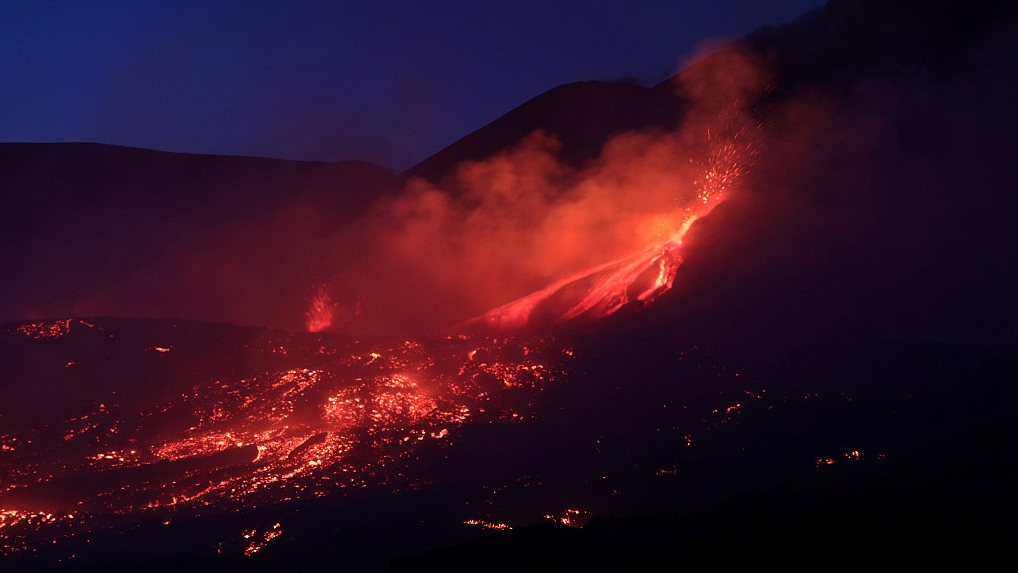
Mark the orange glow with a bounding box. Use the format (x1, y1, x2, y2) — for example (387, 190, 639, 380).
(242, 523, 283, 556)
(465, 239, 683, 330)
(542, 508, 592, 528)
(13, 319, 74, 339)
(816, 451, 876, 467)
(464, 519, 511, 530)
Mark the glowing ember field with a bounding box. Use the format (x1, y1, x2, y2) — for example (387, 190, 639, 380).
(0, 319, 570, 558)
(0, 309, 1000, 569)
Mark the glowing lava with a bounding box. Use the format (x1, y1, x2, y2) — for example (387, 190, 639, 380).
(465, 238, 684, 331)
(0, 322, 570, 558)
(461, 183, 729, 332)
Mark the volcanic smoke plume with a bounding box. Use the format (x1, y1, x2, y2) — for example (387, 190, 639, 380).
(319, 47, 769, 335)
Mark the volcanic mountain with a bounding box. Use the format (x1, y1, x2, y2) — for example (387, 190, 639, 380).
(2, 0, 1017, 571)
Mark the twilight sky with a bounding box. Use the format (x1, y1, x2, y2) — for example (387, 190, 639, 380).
(0, 0, 826, 171)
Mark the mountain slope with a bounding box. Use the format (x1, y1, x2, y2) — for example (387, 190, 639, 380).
(402, 80, 685, 184)
(0, 143, 401, 331)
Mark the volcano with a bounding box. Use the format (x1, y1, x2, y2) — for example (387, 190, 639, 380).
(2, 1, 1018, 571)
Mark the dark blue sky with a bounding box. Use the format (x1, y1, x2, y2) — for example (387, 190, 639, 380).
(0, 1, 825, 170)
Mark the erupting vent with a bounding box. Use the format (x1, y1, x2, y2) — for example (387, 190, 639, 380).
(461, 109, 755, 332)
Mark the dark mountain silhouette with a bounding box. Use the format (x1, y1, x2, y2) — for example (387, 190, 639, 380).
(0, 143, 400, 331)
(402, 80, 686, 184)
(403, 0, 1017, 185)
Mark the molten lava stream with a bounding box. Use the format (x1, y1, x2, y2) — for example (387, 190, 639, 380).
(459, 110, 756, 331)
(0, 326, 571, 558)
(464, 206, 711, 332)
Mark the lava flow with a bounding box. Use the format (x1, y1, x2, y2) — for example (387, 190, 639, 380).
(0, 319, 570, 558)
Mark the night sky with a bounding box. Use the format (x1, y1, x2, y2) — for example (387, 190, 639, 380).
(1, 0, 825, 171)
